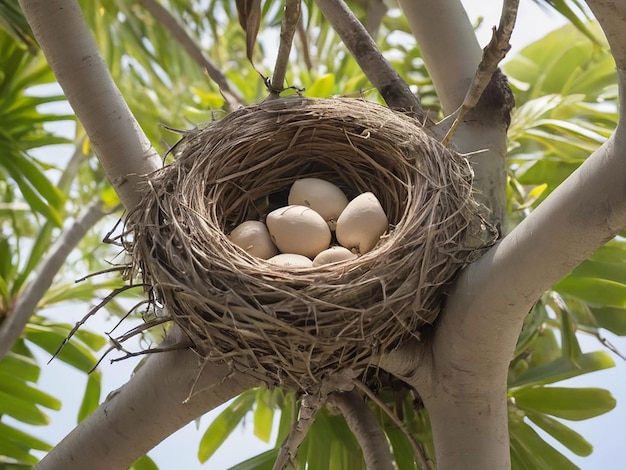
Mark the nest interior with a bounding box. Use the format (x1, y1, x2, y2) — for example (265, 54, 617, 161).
(124, 96, 492, 391)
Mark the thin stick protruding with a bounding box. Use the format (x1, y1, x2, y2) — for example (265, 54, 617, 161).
(273, 393, 323, 470)
(441, 0, 519, 146)
(268, 0, 302, 97)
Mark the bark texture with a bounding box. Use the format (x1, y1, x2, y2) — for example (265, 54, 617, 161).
(38, 342, 258, 469)
(328, 391, 394, 470)
(19, 0, 162, 211)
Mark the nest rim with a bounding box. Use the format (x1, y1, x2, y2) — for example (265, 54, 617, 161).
(123, 96, 493, 391)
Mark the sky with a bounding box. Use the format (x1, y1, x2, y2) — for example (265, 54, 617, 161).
(12, 1, 626, 469)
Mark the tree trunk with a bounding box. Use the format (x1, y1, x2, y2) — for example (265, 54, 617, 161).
(37, 343, 258, 469)
(18, 0, 161, 210)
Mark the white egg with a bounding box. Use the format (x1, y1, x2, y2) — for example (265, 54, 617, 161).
(267, 253, 314, 268)
(266, 205, 332, 258)
(228, 220, 279, 259)
(335, 192, 388, 254)
(288, 178, 349, 230)
(312, 246, 358, 267)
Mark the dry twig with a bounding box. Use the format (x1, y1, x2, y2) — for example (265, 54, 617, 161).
(268, 0, 302, 97)
(313, 0, 425, 120)
(441, 0, 519, 145)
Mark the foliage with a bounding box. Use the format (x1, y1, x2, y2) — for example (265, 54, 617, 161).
(193, 18, 624, 470)
(0, 1, 624, 469)
(0, 18, 122, 467)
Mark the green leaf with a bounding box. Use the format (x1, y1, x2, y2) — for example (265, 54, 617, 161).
(509, 416, 578, 469)
(0, 438, 39, 466)
(1, 155, 64, 227)
(590, 306, 626, 335)
(0, 349, 40, 383)
(74, 329, 108, 351)
(386, 426, 417, 470)
(516, 160, 581, 190)
(228, 448, 278, 470)
(0, 371, 62, 410)
(0, 422, 52, 452)
(568, 241, 626, 286)
(513, 387, 616, 421)
(513, 302, 548, 362)
(129, 455, 159, 470)
(556, 276, 626, 308)
(1, 160, 63, 227)
(509, 351, 614, 390)
(0, 390, 49, 425)
(555, 301, 582, 362)
(24, 323, 98, 373)
(274, 391, 295, 447)
(253, 388, 275, 443)
(305, 73, 336, 98)
(527, 329, 561, 369)
(525, 411, 592, 456)
(0, 0, 38, 52)
(306, 415, 332, 470)
(531, 0, 600, 45)
(78, 370, 102, 423)
(0, 234, 13, 284)
(198, 391, 257, 463)
(313, 407, 364, 468)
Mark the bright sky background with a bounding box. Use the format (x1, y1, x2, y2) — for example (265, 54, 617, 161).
(12, 1, 626, 469)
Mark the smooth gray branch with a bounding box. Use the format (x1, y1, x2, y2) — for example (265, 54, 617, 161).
(584, 0, 626, 68)
(268, 0, 301, 97)
(37, 331, 259, 469)
(0, 201, 106, 360)
(398, 0, 482, 114)
(19, 0, 162, 210)
(441, 0, 519, 145)
(139, 0, 243, 111)
(313, 0, 425, 120)
(328, 390, 394, 470)
(352, 380, 431, 469)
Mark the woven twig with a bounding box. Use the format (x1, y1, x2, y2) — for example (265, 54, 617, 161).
(123, 96, 494, 391)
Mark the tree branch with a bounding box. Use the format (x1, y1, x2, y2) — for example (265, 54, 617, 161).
(352, 380, 431, 469)
(273, 392, 324, 470)
(399, 0, 513, 227)
(138, 0, 243, 111)
(383, 68, 626, 470)
(382, 5, 626, 468)
(398, 0, 482, 114)
(19, 0, 162, 211)
(268, 0, 301, 97)
(441, 0, 519, 146)
(313, 0, 425, 119)
(584, 0, 626, 69)
(0, 201, 106, 360)
(328, 390, 393, 470)
(38, 338, 259, 469)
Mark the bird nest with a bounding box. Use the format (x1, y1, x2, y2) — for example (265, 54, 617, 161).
(123, 96, 494, 391)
